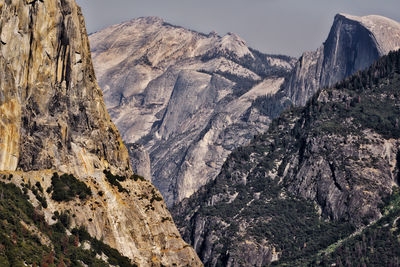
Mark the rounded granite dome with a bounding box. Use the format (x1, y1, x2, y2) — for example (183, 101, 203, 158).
(336, 13, 400, 55)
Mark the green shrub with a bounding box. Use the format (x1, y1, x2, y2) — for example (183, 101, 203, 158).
(49, 173, 92, 202)
(150, 192, 163, 203)
(72, 226, 136, 267)
(131, 174, 146, 182)
(103, 170, 129, 194)
(31, 184, 48, 208)
(35, 181, 43, 193)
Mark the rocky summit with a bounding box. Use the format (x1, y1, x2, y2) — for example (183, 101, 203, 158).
(283, 13, 400, 106)
(0, 0, 201, 266)
(90, 16, 295, 206)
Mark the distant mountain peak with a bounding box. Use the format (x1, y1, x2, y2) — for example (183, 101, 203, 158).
(284, 13, 400, 107)
(132, 16, 164, 25)
(214, 32, 253, 58)
(208, 30, 219, 37)
(89, 16, 295, 205)
(336, 12, 398, 24)
(335, 13, 400, 54)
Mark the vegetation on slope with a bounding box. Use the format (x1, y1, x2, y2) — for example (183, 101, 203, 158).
(0, 178, 135, 267)
(319, 188, 400, 267)
(173, 49, 400, 266)
(48, 173, 92, 202)
(103, 169, 129, 194)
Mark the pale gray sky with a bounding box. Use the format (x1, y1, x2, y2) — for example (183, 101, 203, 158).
(76, 0, 400, 57)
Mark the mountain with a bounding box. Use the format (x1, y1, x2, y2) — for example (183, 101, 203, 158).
(90, 14, 400, 207)
(89, 17, 295, 206)
(283, 13, 400, 106)
(0, 1, 201, 266)
(172, 49, 400, 266)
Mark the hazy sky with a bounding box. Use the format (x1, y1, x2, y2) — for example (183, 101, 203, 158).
(76, 0, 400, 57)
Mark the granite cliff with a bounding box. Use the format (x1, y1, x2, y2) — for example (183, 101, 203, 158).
(126, 143, 151, 180)
(283, 13, 400, 106)
(0, 0, 201, 265)
(90, 17, 295, 206)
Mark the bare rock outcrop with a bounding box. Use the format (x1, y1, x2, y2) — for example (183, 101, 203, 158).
(90, 17, 295, 205)
(127, 143, 152, 180)
(283, 13, 400, 106)
(0, 0, 130, 176)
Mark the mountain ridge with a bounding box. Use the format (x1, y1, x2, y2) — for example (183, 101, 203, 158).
(90, 13, 400, 207)
(282, 12, 400, 107)
(173, 48, 400, 266)
(90, 17, 295, 206)
(337, 13, 400, 54)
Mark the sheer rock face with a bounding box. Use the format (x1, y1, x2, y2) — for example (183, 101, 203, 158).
(0, 1, 201, 266)
(127, 143, 152, 180)
(284, 13, 400, 106)
(90, 17, 295, 205)
(0, 0, 130, 176)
